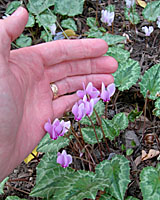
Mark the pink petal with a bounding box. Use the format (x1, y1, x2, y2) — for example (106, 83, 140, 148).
(107, 83, 115, 97)
(44, 119, 52, 134)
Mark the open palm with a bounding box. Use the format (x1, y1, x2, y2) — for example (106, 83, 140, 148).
(0, 7, 118, 181)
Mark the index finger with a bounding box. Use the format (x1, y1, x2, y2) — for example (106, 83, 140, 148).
(31, 39, 108, 66)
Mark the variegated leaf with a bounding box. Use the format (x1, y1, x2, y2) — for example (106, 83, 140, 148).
(101, 33, 126, 46)
(140, 164, 160, 200)
(37, 134, 71, 153)
(113, 58, 140, 91)
(140, 63, 160, 100)
(142, 1, 160, 21)
(153, 98, 160, 117)
(113, 113, 129, 130)
(81, 126, 103, 144)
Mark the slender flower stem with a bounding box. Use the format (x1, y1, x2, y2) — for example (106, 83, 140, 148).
(65, 134, 79, 154)
(73, 156, 96, 166)
(94, 109, 110, 152)
(87, 116, 103, 161)
(113, 90, 120, 109)
(105, 101, 108, 118)
(142, 90, 149, 141)
(78, 121, 85, 145)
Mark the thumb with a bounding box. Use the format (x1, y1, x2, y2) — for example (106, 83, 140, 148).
(0, 7, 28, 57)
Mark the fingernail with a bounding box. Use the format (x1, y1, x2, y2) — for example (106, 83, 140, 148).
(11, 7, 24, 16)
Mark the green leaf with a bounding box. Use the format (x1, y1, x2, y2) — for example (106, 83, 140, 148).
(143, 1, 160, 21)
(6, 196, 26, 200)
(0, 177, 9, 194)
(81, 126, 103, 144)
(100, 193, 117, 200)
(140, 164, 160, 200)
(31, 152, 107, 199)
(105, 4, 115, 12)
(16, 34, 32, 47)
(61, 18, 77, 31)
(125, 197, 139, 200)
(113, 112, 129, 130)
(40, 30, 52, 42)
(102, 113, 128, 141)
(105, 46, 130, 63)
(128, 108, 143, 122)
(124, 8, 140, 24)
(37, 134, 71, 153)
(86, 26, 103, 38)
(27, 0, 55, 15)
(80, 101, 105, 126)
(126, 148, 133, 156)
(36, 10, 57, 28)
(87, 17, 98, 28)
(153, 98, 160, 117)
(25, 13, 35, 28)
(113, 59, 140, 91)
(101, 33, 126, 46)
(96, 155, 130, 200)
(140, 63, 160, 100)
(6, 1, 22, 14)
(54, 0, 84, 16)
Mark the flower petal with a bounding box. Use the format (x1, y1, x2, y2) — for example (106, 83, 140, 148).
(107, 83, 116, 97)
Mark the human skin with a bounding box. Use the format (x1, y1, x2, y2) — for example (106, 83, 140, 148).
(0, 7, 118, 181)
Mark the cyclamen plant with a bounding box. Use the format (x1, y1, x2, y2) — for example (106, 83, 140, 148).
(100, 10, 115, 26)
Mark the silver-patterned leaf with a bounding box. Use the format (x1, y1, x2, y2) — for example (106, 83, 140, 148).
(37, 134, 71, 153)
(113, 113, 129, 131)
(140, 164, 160, 200)
(113, 58, 140, 91)
(81, 126, 103, 144)
(153, 98, 160, 117)
(142, 1, 160, 21)
(140, 63, 160, 100)
(101, 33, 126, 46)
(61, 18, 77, 31)
(0, 177, 9, 194)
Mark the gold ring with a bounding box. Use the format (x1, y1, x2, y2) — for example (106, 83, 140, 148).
(50, 83, 58, 98)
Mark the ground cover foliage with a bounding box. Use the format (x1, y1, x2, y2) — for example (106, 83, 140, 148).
(0, 0, 160, 199)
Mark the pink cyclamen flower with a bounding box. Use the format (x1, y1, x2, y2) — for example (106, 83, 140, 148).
(125, 0, 135, 8)
(44, 118, 70, 140)
(77, 82, 100, 100)
(72, 100, 86, 121)
(142, 26, 154, 36)
(157, 16, 160, 28)
(57, 150, 72, 168)
(83, 95, 99, 117)
(100, 10, 115, 26)
(101, 82, 115, 102)
(50, 23, 56, 35)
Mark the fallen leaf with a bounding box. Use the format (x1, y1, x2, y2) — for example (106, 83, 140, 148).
(134, 155, 142, 167)
(24, 146, 38, 164)
(142, 149, 160, 161)
(63, 29, 76, 38)
(136, 0, 147, 8)
(141, 150, 147, 160)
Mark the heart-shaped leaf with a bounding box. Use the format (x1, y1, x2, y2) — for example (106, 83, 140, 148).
(16, 34, 32, 47)
(61, 18, 77, 31)
(101, 33, 126, 46)
(142, 1, 160, 21)
(113, 58, 140, 91)
(140, 63, 160, 100)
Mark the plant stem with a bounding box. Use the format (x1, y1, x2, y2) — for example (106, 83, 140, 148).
(142, 90, 149, 141)
(94, 109, 110, 152)
(73, 156, 96, 166)
(87, 116, 103, 161)
(105, 101, 108, 118)
(112, 90, 120, 109)
(78, 121, 85, 145)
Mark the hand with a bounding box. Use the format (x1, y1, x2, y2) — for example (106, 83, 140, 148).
(0, 7, 118, 181)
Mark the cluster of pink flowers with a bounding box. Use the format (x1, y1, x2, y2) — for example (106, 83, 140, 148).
(72, 82, 115, 121)
(44, 82, 115, 168)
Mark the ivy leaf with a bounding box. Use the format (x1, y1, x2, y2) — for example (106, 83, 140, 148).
(142, 1, 160, 21)
(61, 18, 77, 31)
(113, 113, 129, 130)
(16, 34, 32, 47)
(101, 33, 126, 46)
(80, 101, 105, 126)
(113, 59, 140, 91)
(153, 98, 160, 117)
(36, 10, 57, 28)
(81, 126, 103, 144)
(105, 46, 130, 63)
(5, 1, 22, 15)
(124, 8, 140, 24)
(0, 177, 9, 194)
(140, 63, 160, 100)
(140, 164, 160, 200)
(37, 134, 71, 153)
(87, 17, 98, 28)
(102, 113, 128, 141)
(96, 155, 130, 200)
(27, 0, 55, 15)
(54, 0, 84, 16)
(26, 13, 35, 28)
(86, 26, 103, 38)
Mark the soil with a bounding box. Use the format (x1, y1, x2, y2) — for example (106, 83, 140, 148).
(0, 0, 160, 199)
